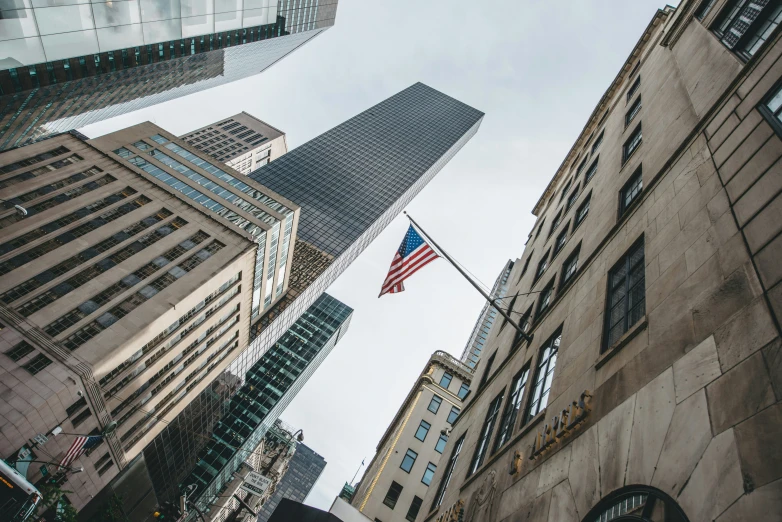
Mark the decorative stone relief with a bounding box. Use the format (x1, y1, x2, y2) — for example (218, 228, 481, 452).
(465, 469, 498, 522)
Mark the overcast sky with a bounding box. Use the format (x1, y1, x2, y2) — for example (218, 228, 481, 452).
(82, 0, 677, 511)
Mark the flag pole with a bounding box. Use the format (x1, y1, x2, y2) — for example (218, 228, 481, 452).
(403, 212, 533, 344)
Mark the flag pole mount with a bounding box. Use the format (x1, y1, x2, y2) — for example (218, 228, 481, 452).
(403, 211, 533, 345)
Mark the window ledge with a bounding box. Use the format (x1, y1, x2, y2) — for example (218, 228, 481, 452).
(596, 316, 648, 370)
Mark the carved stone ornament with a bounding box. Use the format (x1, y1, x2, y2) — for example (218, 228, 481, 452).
(464, 469, 498, 522)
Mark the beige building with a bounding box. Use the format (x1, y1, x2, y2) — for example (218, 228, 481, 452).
(0, 124, 298, 511)
(420, 2, 782, 522)
(179, 113, 288, 175)
(352, 351, 473, 522)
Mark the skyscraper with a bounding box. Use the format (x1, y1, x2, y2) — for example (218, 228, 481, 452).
(0, 1, 338, 150)
(459, 260, 514, 369)
(257, 442, 327, 522)
(180, 112, 288, 175)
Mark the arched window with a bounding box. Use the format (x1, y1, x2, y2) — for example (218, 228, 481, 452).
(582, 486, 689, 522)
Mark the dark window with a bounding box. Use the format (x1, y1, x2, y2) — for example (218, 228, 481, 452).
(6, 341, 34, 361)
(439, 372, 453, 389)
(604, 238, 646, 350)
(559, 179, 573, 203)
(66, 397, 87, 418)
(406, 496, 423, 521)
(428, 395, 442, 414)
(575, 194, 591, 227)
(548, 210, 563, 238)
(468, 393, 504, 475)
(591, 130, 604, 154)
(493, 366, 530, 452)
(415, 420, 431, 442)
(447, 406, 460, 425)
(627, 75, 641, 101)
(520, 253, 533, 279)
(623, 124, 642, 163)
(620, 166, 643, 216)
(553, 226, 568, 257)
(536, 280, 555, 317)
(501, 294, 517, 330)
(629, 60, 641, 78)
(584, 157, 598, 184)
(714, 0, 782, 60)
(23, 353, 52, 375)
(435, 433, 448, 454)
(759, 80, 782, 136)
(401, 449, 417, 473)
(383, 482, 403, 509)
(566, 185, 580, 210)
(535, 218, 546, 239)
(626, 96, 642, 127)
(534, 251, 550, 283)
(696, 0, 717, 20)
(71, 408, 92, 428)
(422, 462, 437, 486)
(457, 383, 469, 399)
(432, 435, 464, 509)
(526, 328, 562, 422)
(514, 306, 533, 347)
(561, 245, 581, 289)
(478, 352, 496, 389)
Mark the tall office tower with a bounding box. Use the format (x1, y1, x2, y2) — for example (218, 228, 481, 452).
(349, 352, 472, 522)
(0, 123, 297, 512)
(180, 112, 288, 175)
(257, 442, 327, 522)
(459, 260, 514, 369)
(419, 3, 782, 522)
(0, 1, 338, 151)
(150, 293, 351, 514)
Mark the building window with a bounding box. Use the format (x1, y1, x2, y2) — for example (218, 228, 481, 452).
(493, 366, 530, 452)
(605, 238, 646, 350)
(478, 352, 496, 389)
(714, 0, 782, 60)
(627, 75, 641, 101)
(514, 306, 533, 346)
(150, 134, 168, 144)
(383, 482, 403, 509)
(561, 245, 581, 289)
(584, 157, 598, 184)
(759, 80, 782, 136)
(536, 280, 555, 317)
(620, 166, 643, 216)
(468, 393, 504, 475)
(626, 96, 642, 127)
(401, 449, 418, 473)
(623, 123, 642, 163)
(415, 420, 431, 442)
(422, 463, 437, 486)
(553, 226, 568, 257)
(439, 372, 453, 389)
(566, 185, 580, 210)
(526, 328, 562, 422)
(501, 294, 517, 330)
(432, 435, 464, 509)
(629, 60, 641, 78)
(23, 353, 52, 375)
(534, 251, 550, 283)
(548, 210, 563, 238)
(406, 496, 423, 522)
(6, 341, 34, 361)
(696, 0, 717, 20)
(520, 253, 533, 278)
(457, 383, 470, 399)
(559, 179, 573, 203)
(535, 218, 546, 239)
(435, 434, 448, 454)
(447, 406, 460, 425)
(428, 395, 442, 414)
(591, 130, 604, 154)
(575, 194, 591, 227)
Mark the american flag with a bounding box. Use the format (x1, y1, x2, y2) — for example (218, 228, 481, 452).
(59, 435, 102, 469)
(379, 225, 439, 297)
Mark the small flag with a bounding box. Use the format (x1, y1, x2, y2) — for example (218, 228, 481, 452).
(379, 225, 439, 297)
(59, 435, 102, 469)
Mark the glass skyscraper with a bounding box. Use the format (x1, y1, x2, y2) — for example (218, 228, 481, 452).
(0, 0, 337, 150)
(257, 442, 327, 522)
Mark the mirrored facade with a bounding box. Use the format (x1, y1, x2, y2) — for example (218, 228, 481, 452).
(0, 0, 338, 150)
(257, 442, 327, 522)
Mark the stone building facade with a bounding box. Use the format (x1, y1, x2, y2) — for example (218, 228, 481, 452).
(419, 2, 782, 522)
(352, 351, 472, 522)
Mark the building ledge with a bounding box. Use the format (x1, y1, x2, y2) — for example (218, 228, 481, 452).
(595, 316, 648, 370)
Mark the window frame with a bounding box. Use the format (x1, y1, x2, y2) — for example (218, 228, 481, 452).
(428, 395, 442, 414)
(415, 420, 431, 442)
(533, 250, 550, 284)
(525, 327, 562, 423)
(713, 0, 782, 61)
(591, 130, 604, 154)
(627, 75, 641, 102)
(565, 184, 580, 210)
(560, 244, 582, 291)
(492, 366, 530, 453)
(619, 165, 643, 217)
(468, 392, 504, 476)
(625, 95, 642, 127)
(422, 462, 437, 486)
(584, 157, 599, 185)
(400, 448, 418, 473)
(574, 193, 592, 228)
(553, 224, 569, 257)
(457, 383, 470, 399)
(477, 351, 496, 390)
(623, 123, 643, 164)
(548, 210, 563, 239)
(383, 481, 404, 509)
(23, 353, 52, 375)
(758, 76, 782, 137)
(406, 496, 423, 522)
(695, 0, 716, 20)
(439, 372, 453, 390)
(432, 435, 465, 509)
(447, 406, 460, 425)
(603, 237, 646, 352)
(435, 433, 448, 454)
(536, 278, 555, 318)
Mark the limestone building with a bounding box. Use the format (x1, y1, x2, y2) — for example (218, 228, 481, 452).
(419, 2, 782, 522)
(0, 125, 298, 511)
(180, 113, 288, 175)
(351, 351, 472, 522)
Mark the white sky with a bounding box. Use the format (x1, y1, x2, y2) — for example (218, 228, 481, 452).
(81, 0, 677, 511)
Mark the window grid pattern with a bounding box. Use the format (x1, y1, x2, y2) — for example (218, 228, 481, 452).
(576, 195, 591, 227)
(433, 435, 464, 509)
(566, 185, 580, 210)
(1, 166, 102, 208)
(562, 247, 581, 288)
(0, 155, 85, 190)
(585, 158, 598, 184)
(605, 240, 645, 349)
(0, 146, 69, 175)
(620, 168, 643, 215)
(526, 328, 562, 422)
(0, 195, 151, 277)
(6, 341, 34, 361)
(537, 280, 554, 317)
(591, 131, 604, 154)
(469, 393, 504, 475)
(627, 76, 641, 101)
(383, 482, 403, 509)
(406, 496, 423, 522)
(534, 251, 550, 282)
(23, 353, 52, 375)
(763, 81, 782, 129)
(626, 96, 642, 127)
(623, 124, 642, 162)
(554, 227, 568, 256)
(493, 367, 530, 452)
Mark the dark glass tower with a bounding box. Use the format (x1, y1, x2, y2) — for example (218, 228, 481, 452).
(257, 443, 327, 522)
(0, 1, 337, 151)
(145, 293, 351, 512)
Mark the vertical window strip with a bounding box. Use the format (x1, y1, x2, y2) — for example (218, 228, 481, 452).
(526, 328, 562, 422)
(469, 393, 504, 475)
